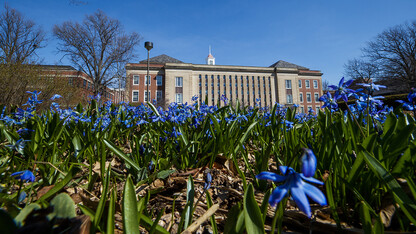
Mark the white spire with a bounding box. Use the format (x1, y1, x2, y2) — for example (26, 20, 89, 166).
(206, 45, 215, 65)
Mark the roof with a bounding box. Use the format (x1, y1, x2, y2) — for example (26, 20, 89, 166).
(38, 65, 77, 71)
(139, 54, 184, 64)
(269, 60, 308, 70)
(207, 54, 214, 58)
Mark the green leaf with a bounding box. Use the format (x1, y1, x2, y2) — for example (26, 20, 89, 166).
(360, 201, 373, 234)
(260, 188, 272, 223)
(157, 169, 176, 179)
(78, 204, 95, 221)
(224, 203, 243, 234)
(92, 166, 111, 232)
(243, 184, 265, 234)
(361, 148, 416, 224)
(123, 176, 140, 234)
(104, 139, 142, 173)
(206, 191, 218, 234)
(48, 193, 76, 219)
(138, 214, 170, 234)
(37, 165, 79, 202)
(107, 189, 116, 234)
(184, 175, 195, 229)
(14, 203, 41, 227)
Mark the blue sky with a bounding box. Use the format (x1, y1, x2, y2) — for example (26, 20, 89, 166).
(2, 0, 416, 85)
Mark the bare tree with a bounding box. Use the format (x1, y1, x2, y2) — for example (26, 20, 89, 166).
(53, 10, 141, 96)
(322, 79, 329, 92)
(363, 21, 416, 88)
(344, 58, 380, 83)
(0, 5, 45, 64)
(0, 5, 46, 106)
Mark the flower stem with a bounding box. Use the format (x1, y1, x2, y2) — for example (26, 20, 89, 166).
(16, 180, 23, 204)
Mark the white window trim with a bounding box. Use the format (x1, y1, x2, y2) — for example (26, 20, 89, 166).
(285, 80, 292, 89)
(299, 80, 302, 88)
(306, 92, 312, 103)
(133, 75, 140, 85)
(308, 105, 313, 111)
(145, 75, 151, 86)
(144, 91, 150, 102)
(316, 106, 320, 113)
(156, 75, 163, 86)
(313, 80, 318, 89)
(300, 93, 304, 103)
(156, 90, 162, 101)
(300, 106, 304, 113)
(286, 94, 293, 104)
(305, 80, 310, 89)
(132, 90, 139, 102)
(314, 92, 320, 102)
(175, 77, 183, 87)
(175, 93, 183, 104)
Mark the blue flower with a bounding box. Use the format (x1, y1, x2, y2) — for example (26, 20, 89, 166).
(204, 170, 212, 190)
(256, 166, 326, 218)
(329, 77, 355, 102)
(11, 170, 35, 183)
(357, 83, 386, 92)
(301, 149, 317, 177)
(50, 94, 62, 101)
(319, 92, 338, 110)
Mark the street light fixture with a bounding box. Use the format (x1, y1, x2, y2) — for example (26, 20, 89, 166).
(145, 41, 153, 103)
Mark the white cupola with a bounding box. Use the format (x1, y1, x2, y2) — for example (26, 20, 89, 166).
(206, 45, 215, 65)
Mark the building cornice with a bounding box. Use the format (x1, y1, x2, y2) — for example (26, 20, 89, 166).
(126, 62, 322, 76)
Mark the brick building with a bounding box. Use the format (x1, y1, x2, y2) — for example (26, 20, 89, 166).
(39, 65, 115, 104)
(126, 53, 323, 112)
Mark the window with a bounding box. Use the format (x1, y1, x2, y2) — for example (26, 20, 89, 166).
(156, 76, 163, 86)
(300, 107, 304, 113)
(175, 77, 183, 87)
(285, 80, 292, 89)
(308, 106, 313, 112)
(300, 93, 303, 103)
(314, 93, 319, 102)
(132, 91, 139, 102)
(286, 94, 293, 104)
(306, 93, 312, 103)
(316, 106, 320, 113)
(133, 75, 139, 85)
(299, 80, 302, 88)
(144, 91, 150, 102)
(145, 75, 151, 86)
(156, 90, 162, 101)
(175, 93, 183, 104)
(83, 80, 87, 88)
(305, 80, 310, 88)
(313, 80, 318, 89)
(68, 78, 73, 86)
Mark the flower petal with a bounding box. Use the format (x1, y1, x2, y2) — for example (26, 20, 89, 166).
(290, 183, 311, 218)
(256, 171, 286, 182)
(300, 174, 324, 185)
(269, 185, 288, 207)
(279, 166, 289, 175)
(301, 149, 317, 177)
(11, 171, 23, 177)
(303, 183, 327, 206)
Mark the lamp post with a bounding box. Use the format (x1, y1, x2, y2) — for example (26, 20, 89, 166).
(145, 41, 153, 103)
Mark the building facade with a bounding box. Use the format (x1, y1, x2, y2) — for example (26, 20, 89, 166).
(126, 54, 323, 112)
(39, 65, 115, 103)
